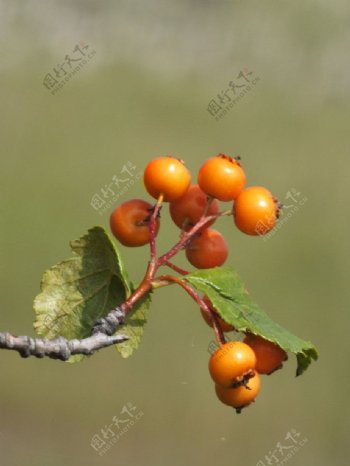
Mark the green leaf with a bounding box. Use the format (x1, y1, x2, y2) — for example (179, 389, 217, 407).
(114, 290, 152, 358)
(185, 267, 318, 376)
(33, 226, 131, 363)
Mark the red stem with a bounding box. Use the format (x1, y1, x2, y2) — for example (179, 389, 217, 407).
(208, 311, 226, 347)
(154, 275, 226, 346)
(157, 213, 217, 267)
(164, 261, 189, 276)
(119, 199, 232, 332)
(149, 194, 163, 263)
(121, 278, 152, 312)
(202, 195, 214, 217)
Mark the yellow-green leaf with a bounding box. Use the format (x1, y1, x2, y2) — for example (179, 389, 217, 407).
(33, 226, 130, 362)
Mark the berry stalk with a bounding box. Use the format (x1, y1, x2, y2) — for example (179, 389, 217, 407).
(149, 193, 164, 263)
(152, 274, 226, 346)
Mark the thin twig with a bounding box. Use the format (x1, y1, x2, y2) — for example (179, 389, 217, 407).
(202, 195, 214, 218)
(149, 194, 163, 263)
(164, 261, 189, 276)
(154, 275, 226, 346)
(157, 213, 217, 267)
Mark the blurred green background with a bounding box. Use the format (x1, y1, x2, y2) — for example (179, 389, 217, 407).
(1, 1, 349, 465)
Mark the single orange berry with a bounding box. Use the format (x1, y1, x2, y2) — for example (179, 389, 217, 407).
(198, 154, 246, 201)
(243, 334, 288, 374)
(144, 156, 191, 202)
(200, 297, 234, 333)
(209, 341, 256, 388)
(110, 199, 159, 247)
(185, 229, 228, 269)
(233, 186, 280, 235)
(215, 371, 261, 412)
(169, 184, 219, 230)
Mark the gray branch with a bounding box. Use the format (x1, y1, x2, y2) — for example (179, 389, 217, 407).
(0, 306, 128, 361)
(92, 307, 126, 336)
(0, 331, 128, 361)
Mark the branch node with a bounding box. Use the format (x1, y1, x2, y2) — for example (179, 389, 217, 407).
(92, 306, 125, 336)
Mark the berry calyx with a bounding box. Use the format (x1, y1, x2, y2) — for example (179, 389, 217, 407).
(169, 184, 219, 230)
(185, 228, 228, 269)
(215, 371, 261, 413)
(110, 199, 160, 247)
(144, 156, 191, 202)
(198, 154, 246, 201)
(209, 341, 257, 388)
(243, 334, 288, 374)
(233, 186, 280, 235)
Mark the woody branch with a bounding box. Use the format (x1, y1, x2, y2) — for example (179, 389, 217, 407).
(0, 200, 227, 361)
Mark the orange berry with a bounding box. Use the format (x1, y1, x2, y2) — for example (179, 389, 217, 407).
(215, 371, 261, 412)
(198, 154, 246, 201)
(233, 186, 280, 235)
(144, 156, 191, 202)
(110, 199, 159, 247)
(185, 229, 228, 269)
(243, 334, 288, 374)
(169, 184, 219, 230)
(209, 341, 256, 387)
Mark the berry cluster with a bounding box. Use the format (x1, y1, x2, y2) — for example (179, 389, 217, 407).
(209, 336, 287, 413)
(110, 154, 281, 266)
(109, 154, 286, 413)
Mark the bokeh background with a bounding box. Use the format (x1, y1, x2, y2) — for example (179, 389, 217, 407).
(1, 1, 349, 465)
